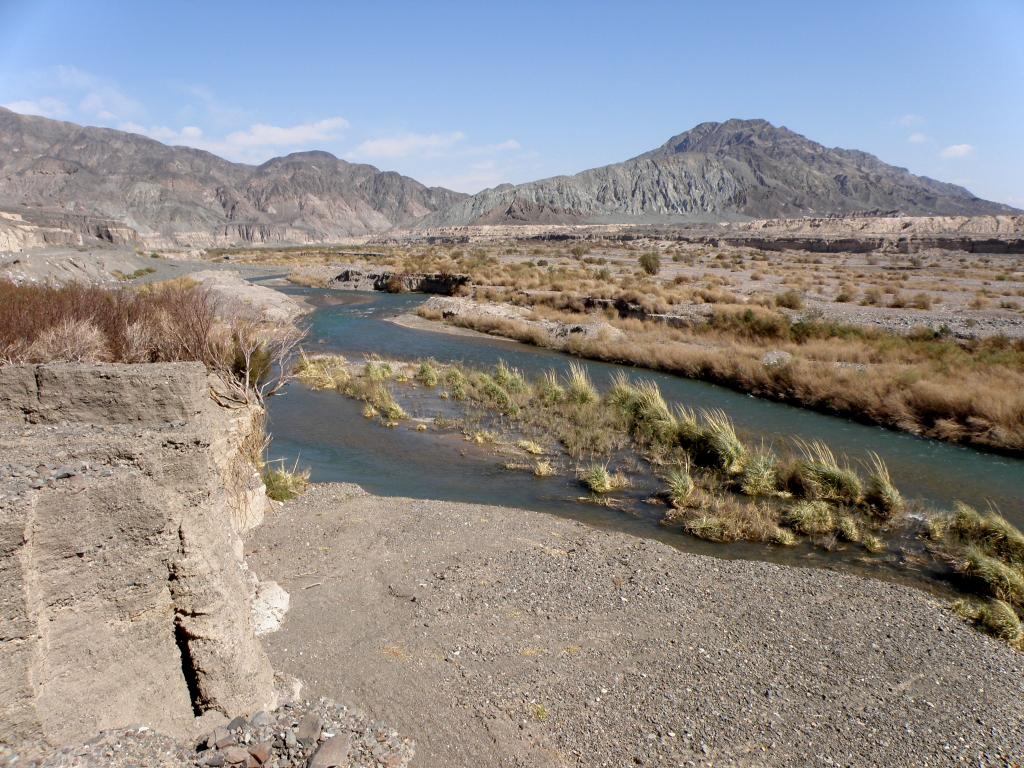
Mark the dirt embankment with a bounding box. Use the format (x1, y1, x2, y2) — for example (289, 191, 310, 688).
(0, 363, 279, 753)
(250, 483, 1024, 768)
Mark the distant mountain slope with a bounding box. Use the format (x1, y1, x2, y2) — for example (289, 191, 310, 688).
(419, 119, 1016, 226)
(0, 107, 466, 245)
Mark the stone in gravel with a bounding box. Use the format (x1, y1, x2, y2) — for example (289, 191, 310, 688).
(250, 710, 273, 727)
(295, 714, 322, 747)
(221, 745, 251, 765)
(207, 727, 234, 750)
(248, 740, 273, 764)
(307, 734, 351, 768)
(761, 349, 793, 367)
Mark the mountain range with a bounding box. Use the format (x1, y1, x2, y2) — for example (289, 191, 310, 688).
(0, 107, 1015, 247)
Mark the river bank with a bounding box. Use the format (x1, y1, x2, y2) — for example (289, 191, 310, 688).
(412, 295, 1024, 456)
(249, 482, 1024, 768)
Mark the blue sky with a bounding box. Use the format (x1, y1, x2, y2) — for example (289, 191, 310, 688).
(0, 1, 1021, 204)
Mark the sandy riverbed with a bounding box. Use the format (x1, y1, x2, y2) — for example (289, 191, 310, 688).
(247, 483, 1024, 768)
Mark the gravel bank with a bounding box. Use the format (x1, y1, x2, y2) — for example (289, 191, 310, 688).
(248, 483, 1024, 768)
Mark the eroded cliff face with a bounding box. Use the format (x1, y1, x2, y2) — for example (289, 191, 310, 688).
(0, 363, 276, 753)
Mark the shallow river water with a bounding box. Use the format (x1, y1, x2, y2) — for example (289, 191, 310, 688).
(266, 287, 1024, 582)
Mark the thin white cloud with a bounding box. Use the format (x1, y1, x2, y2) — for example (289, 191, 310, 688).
(54, 65, 143, 120)
(225, 118, 348, 148)
(2, 97, 68, 118)
(348, 131, 466, 160)
(2, 65, 143, 122)
(907, 132, 929, 144)
(463, 138, 521, 156)
(940, 143, 975, 159)
(430, 160, 510, 192)
(118, 118, 349, 162)
(896, 114, 925, 127)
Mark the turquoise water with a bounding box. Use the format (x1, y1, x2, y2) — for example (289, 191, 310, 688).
(267, 288, 1024, 528)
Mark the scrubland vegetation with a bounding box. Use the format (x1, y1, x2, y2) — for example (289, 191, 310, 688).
(225, 237, 1024, 452)
(0, 280, 303, 404)
(421, 302, 1024, 454)
(0, 279, 312, 500)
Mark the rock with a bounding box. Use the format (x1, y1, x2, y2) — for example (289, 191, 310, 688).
(307, 734, 352, 768)
(295, 714, 322, 747)
(221, 745, 251, 765)
(331, 268, 469, 296)
(250, 711, 273, 728)
(251, 580, 290, 636)
(762, 349, 794, 367)
(208, 728, 234, 750)
(248, 740, 273, 764)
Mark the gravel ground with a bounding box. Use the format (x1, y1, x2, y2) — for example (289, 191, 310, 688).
(247, 484, 1024, 768)
(1, 699, 414, 768)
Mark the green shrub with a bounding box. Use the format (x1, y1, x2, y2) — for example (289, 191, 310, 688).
(639, 251, 661, 276)
(578, 464, 628, 494)
(416, 361, 439, 387)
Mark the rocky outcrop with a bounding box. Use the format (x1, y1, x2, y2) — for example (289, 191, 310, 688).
(420, 295, 625, 343)
(705, 213, 1024, 253)
(189, 270, 306, 324)
(0, 363, 277, 754)
(419, 119, 1017, 226)
(331, 267, 470, 295)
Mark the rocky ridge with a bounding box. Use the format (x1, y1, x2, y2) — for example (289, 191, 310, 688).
(418, 120, 1017, 226)
(0, 108, 465, 248)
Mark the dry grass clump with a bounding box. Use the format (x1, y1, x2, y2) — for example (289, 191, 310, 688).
(0, 280, 218, 365)
(781, 500, 836, 535)
(578, 464, 630, 494)
(739, 450, 780, 496)
(327, 360, 407, 421)
(533, 459, 556, 476)
(564, 362, 598, 404)
(517, 439, 545, 455)
(679, 498, 796, 546)
(697, 409, 747, 474)
(608, 373, 677, 450)
(294, 353, 349, 390)
(0, 280, 304, 404)
(537, 369, 566, 405)
(953, 599, 1024, 645)
(927, 503, 1024, 645)
(416, 360, 440, 387)
(863, 452, 903, 517)
(263, 461, 311, 501)
(663, 463, 696, 508)
(788, 440, 862, 503)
